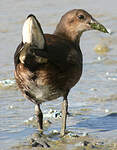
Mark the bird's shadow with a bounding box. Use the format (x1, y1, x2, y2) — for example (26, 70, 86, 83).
(75, 113, 117, 132)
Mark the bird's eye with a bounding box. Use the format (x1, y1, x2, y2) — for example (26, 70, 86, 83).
(78, 15, 85, 20)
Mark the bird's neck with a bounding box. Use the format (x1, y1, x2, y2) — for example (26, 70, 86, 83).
(54, 28, 82, 51)
(74, 33, 82, 50)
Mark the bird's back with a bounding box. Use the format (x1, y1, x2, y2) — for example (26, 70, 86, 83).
(14, 33, 82, 104)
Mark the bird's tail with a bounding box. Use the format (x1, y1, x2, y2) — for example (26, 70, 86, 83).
(22, 14, 45, 49)
(15, 14, 48, 65)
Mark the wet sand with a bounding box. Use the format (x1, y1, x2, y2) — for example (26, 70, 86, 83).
(0, 0, 117, 149)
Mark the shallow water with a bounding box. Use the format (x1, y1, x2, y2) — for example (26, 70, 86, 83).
(0, 0, 117, 149)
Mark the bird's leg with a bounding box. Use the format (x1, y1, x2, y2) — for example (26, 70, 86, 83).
(61, 94, 68, 136)
(31, 104, 50, 148)
(35, 104, 43, 133)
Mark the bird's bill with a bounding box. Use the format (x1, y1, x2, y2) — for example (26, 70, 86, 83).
(90, 18, 109, 33)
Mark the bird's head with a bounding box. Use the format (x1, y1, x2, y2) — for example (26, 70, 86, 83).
(55, 9, 108, 41)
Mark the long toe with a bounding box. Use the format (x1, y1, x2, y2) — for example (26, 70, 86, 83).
(30, 133, 50, 148)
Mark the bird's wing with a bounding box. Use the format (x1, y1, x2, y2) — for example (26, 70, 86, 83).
(14, 34, 80, 71)
(45, 34, 79, 68)
(14, 14, 80, 70)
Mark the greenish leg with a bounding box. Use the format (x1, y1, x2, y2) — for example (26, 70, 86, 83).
(60, 95, 68, 136)
(35, 104, 43, 133)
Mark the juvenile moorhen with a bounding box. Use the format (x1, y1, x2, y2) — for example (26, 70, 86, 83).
(14, 9, 108, 136)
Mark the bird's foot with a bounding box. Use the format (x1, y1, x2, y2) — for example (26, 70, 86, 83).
(29, 133, 50, 148)
(60, 130, 70, 137)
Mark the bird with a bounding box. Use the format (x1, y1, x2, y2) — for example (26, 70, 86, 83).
(14, 9, 108, 136)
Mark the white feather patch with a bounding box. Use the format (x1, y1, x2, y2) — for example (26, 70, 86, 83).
(22, 16, 45, 49)
(22, 17, 33, 44)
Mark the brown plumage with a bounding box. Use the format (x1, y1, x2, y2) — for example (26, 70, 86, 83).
(14, 9, 108, 136)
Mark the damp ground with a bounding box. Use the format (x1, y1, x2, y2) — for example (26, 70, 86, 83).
(0, 0, 117, 149)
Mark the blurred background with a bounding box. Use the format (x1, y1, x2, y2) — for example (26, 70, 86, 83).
(0, 0, 117, 149)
